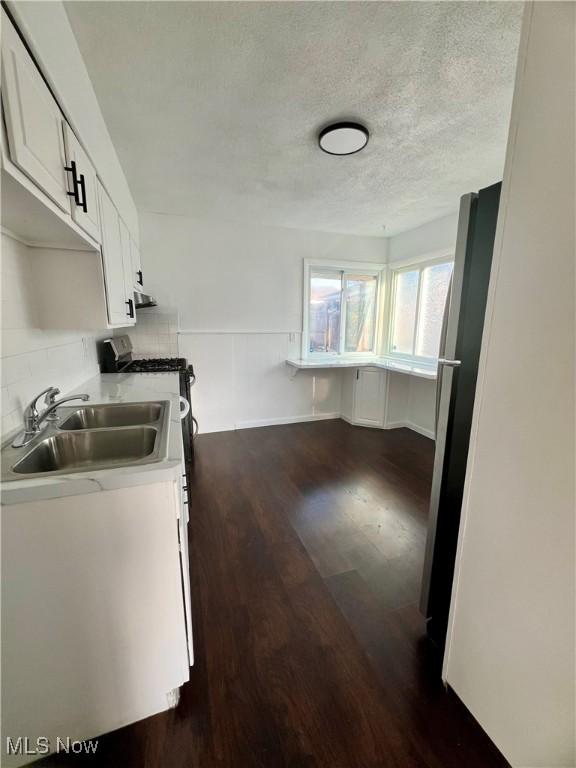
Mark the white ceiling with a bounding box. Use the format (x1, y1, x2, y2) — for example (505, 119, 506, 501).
(65, 1, 523, 237)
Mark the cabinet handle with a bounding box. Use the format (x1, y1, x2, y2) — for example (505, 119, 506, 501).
(356, 369, 359, 380)
(65, 161, 88, 213)
(64, 161, 81, 206)
(78, 173, 88, 213)
(137, 269, 143, 286)
(192, 416, 199, 439)
(125, 298, 134, 318)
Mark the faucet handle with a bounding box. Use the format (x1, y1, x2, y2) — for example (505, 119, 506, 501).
(44, 387, 61, 407)
(43, 387, 62, 421)
(25, 386, 59, 418)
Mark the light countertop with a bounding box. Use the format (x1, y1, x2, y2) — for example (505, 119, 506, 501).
(285, 356, 437, 380)
(1, 372, 186, 506)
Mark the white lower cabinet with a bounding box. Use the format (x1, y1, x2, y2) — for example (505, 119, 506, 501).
(343, 367, 387, 428)
(1, 480, 189, 767)
(177, 471, 194, 666)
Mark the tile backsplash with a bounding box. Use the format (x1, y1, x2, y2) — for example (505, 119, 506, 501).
(1, 233, 108, 437)
(118, 307, 179, 358)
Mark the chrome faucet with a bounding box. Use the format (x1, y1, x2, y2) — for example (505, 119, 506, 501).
(12, 387, 90, 448)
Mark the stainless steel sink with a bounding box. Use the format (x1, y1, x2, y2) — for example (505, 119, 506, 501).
(13, 427, 157, 474)
(59, 402, 162, 430)
(1, 399, 171, 481)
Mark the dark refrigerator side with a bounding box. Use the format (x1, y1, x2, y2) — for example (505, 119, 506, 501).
(420, 182, 501, 652)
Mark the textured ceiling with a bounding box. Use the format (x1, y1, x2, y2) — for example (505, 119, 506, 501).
(65, 1, 523, 236)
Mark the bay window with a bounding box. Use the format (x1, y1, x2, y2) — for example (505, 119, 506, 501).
(302, 257, 452, 363)
(387, 259, 453, 361)
(304, 260, 383, 357)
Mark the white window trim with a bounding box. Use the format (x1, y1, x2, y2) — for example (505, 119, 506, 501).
(384, 254, 454, 364)
(302, 258, 386, 360)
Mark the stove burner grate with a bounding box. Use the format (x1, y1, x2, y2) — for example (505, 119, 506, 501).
(125, 358, 188, 373)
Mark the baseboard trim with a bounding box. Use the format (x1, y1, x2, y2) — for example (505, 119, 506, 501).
(197, 424, 236, 435)
(199, 413, 434, 438)
(385, 420, 435, 440)
(235, 412, 341, 430)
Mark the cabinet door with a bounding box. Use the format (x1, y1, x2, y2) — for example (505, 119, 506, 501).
(176, 477, 194, 666)
(119, 218, 136, 324)
(130, 237, 143, 290)
(62, 123, 100, 242)
(353, 367, 386, 427)
(2, 483, 189, 755)
(1, 10, 70, 212)
(97, 182, 132, 326)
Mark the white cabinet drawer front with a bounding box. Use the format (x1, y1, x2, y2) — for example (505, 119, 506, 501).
(63, 123, 100, 242)
(1, 11, 70, 212)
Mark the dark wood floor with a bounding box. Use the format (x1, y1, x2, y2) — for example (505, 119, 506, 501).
(40, 420, 508, 768)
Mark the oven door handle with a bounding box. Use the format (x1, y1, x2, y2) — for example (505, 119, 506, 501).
(179, 396, 191, 420)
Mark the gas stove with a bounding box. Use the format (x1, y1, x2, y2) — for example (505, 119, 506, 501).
(100, 336, 193, 377)
(100, 335, 198, 463)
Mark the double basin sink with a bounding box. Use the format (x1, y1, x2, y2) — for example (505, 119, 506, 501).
(2, 401, 170, 481)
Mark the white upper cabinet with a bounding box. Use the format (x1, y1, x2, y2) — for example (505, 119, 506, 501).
(119, 217, 136, 321)
(98, 181, 134, 327)
(62, 123, 100, 242)
(1, 11, 70, 212)
(0, 9, 142, 330)
(130, 237, 144, 291)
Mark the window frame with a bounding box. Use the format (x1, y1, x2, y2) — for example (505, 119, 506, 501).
(302, 258, 385, 359)
(385, 255, 454, 364)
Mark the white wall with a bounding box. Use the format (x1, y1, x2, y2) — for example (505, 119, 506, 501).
(6, 1, 139, 238)
(388, 210, 458, 266)
(444, 4, 575, 767)
(385, 372, 436, 439)
(181, 331, 343, 433)
(141, 213, 386, 432)
(141, 213, 387, 332)
(1, 233, 106, 436)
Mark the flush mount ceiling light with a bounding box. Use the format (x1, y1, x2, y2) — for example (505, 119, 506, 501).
(318, 122, 369, 156)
